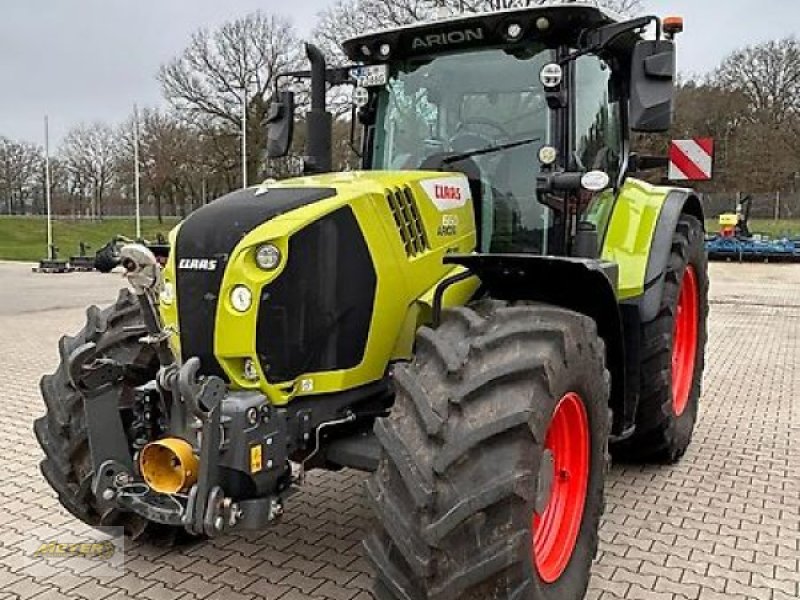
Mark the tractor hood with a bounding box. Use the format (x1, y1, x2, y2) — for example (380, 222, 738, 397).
(160, 171, 478, 405)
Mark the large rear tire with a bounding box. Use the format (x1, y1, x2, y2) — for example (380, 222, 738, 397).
(366, 301, 610, 600)
(614, 214, 708, 463)
(34, 289, 187, 544)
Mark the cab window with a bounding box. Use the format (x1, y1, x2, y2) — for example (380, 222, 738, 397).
(573, 56, 622, 184)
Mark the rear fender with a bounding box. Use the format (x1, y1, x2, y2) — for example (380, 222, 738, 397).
(444, 254, 629, 436)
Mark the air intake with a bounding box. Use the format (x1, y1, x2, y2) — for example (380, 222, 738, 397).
(387, 186, 430, 257)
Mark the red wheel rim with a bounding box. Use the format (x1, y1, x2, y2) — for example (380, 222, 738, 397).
(672, 266, 699, 417)
(532, 392, 590, 583)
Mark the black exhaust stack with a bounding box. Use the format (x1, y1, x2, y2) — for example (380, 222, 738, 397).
(304, 43, 332, 174)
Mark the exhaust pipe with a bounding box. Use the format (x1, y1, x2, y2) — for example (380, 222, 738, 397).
(304, 43, 332, 174)
(139, 438, 199, 494)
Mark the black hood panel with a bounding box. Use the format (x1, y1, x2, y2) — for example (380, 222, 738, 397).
(175, 186, 336, 377)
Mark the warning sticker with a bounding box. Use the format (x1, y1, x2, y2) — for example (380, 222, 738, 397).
(250, 444, 263, 473)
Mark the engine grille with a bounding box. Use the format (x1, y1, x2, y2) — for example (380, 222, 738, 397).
(255, 207, 377, 383)
(387, 186, 429, 257)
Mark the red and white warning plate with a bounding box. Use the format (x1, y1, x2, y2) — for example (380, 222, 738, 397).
(669, 138, 714, 181)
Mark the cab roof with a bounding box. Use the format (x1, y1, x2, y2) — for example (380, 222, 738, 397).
(343, 1, 622, 64)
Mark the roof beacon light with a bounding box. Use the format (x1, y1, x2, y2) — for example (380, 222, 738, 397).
(663, 16, 684, 38)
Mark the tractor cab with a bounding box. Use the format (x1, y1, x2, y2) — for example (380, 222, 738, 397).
(269, 0, 681, 258)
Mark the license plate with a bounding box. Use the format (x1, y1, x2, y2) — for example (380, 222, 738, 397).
(350, 64, 388, 88)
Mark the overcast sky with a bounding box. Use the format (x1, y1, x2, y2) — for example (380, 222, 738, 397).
(1, 0, 797, 146)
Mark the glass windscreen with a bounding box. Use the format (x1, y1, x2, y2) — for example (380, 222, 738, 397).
(574, 55, 623, 234)
(372, 47, 556, 253)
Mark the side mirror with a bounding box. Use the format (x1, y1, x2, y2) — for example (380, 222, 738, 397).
(266, 90, 295, 159)
(629, 39, 676, 133)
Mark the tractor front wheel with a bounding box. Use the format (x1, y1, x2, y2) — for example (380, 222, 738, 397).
(366, 301, 610, 600)
(34, 289, 188, 544)
(615, 214, 708, 463)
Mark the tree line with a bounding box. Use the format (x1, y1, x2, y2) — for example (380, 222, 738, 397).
(2, 0, 799, 222)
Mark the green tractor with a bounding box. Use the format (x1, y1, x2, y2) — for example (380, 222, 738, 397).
(35, 3, 707, 598)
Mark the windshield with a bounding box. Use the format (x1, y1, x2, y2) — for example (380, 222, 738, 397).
(372, 47, 556, 253)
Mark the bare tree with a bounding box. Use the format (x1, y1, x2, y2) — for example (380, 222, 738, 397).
(0, 137, 43, 215)
(486, 0, 641, 13)
(600, 0, 642, 16)
(118, 109, 198, 222)
(714, 37, 800, 126)
(60, 123, 117, 218)
(158, 12, 303, 184)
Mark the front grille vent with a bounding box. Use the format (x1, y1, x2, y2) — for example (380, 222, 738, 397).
(386, 186, 430, 257)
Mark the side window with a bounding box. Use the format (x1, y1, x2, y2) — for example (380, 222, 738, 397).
(574, 56, 622, 184)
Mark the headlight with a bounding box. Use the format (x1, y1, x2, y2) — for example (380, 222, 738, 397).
(230, 285, 253, 313)
(160, 281, 175, 305)
(243, 358, 259, 382)
(255, 244, 282, 271)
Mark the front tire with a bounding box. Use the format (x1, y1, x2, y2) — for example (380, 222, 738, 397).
(366, 301, 610, 600)
(615, 214, 708, 463)
(34, 289, 187, 544)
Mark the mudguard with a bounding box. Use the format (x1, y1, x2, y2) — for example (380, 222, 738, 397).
(640, 190, 704, 321)
(601, 179, 703, 321)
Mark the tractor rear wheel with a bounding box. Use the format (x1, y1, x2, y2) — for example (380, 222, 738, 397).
(366, 301, 610, 600)
(34, 288, 187, 544)
(615, 214, 708, 463)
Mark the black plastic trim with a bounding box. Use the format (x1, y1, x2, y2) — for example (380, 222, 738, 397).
(641, 190, 704, 322)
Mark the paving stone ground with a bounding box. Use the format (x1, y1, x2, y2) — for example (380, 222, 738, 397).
(0, 260, 798, 599)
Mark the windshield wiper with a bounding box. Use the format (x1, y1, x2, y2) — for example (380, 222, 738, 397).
(441, 136, 541, 164)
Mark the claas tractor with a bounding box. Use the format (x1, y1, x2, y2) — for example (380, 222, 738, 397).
(35, 3, 708, 599)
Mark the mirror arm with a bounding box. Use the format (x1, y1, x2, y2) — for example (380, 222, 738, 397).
(562, 15, 660, 65)
(276, 66, 356, 88)
(629, 153, 669, 172)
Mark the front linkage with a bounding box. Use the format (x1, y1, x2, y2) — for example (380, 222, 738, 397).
(69, 245, 289, 537)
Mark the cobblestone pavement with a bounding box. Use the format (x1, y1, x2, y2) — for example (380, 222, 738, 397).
(0, 261, 797, 599)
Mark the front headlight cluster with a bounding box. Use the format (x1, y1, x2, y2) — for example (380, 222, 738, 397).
(230, 244, 283, 313)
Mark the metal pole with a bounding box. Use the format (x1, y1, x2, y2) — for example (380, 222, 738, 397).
(242, 90, 248, 189)
(241, 42, 248, 189)
(44, 116, 53, 260)
(133, 104, 142, 239)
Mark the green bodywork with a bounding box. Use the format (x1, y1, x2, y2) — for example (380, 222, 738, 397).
(160, 172, 674, 405)
(161, 171, 479, 406)
(598, 178, 677, 300)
